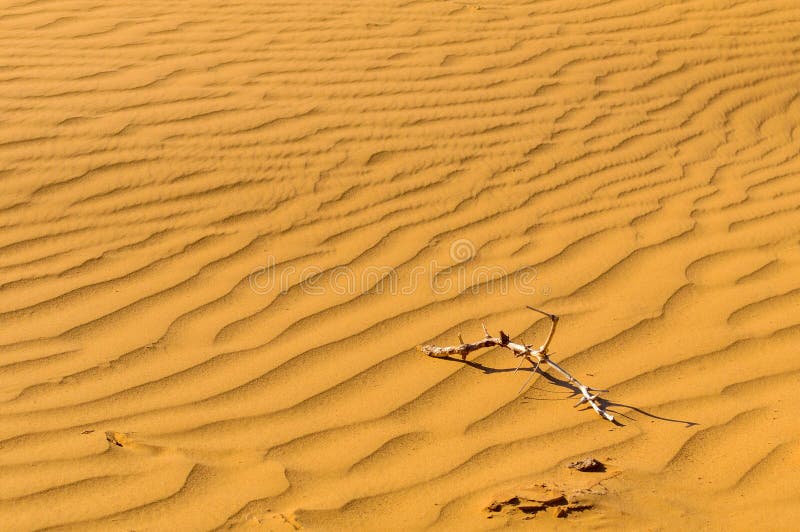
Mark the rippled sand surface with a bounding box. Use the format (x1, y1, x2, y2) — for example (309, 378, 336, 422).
(2, 0, 800, 530)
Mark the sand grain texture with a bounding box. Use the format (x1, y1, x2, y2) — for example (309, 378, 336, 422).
(1, 0, 800, 530)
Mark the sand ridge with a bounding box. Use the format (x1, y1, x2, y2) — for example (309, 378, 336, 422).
(1, 0, 800, 529)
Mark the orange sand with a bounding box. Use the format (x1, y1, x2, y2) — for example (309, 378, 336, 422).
(1, 0, 799, 530)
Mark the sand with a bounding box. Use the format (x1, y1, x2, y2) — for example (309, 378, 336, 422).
(1, 0, 799, 530)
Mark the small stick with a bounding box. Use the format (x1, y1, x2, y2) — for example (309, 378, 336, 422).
(516, 357, 540, 394)
(418, 308, 614, 422)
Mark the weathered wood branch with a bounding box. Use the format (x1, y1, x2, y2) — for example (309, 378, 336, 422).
(418, 306, 614, 422)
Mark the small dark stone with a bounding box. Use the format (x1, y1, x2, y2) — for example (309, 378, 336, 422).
(568, 458, 605, 472)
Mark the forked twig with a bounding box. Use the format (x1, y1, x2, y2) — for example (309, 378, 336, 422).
(418, 306, 614, 422)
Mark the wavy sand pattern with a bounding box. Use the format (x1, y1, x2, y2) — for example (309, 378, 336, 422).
(2, 0, 800, 529)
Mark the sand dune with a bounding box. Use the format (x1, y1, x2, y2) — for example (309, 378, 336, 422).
(1, 0, 800, 529)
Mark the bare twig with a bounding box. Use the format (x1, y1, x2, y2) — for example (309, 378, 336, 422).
(418, 307, 614, 422)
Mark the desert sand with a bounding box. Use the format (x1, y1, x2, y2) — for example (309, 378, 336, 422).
(1, 0, 799, 530)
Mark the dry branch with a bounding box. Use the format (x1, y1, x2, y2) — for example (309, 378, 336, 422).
(418, 306, 614, 422)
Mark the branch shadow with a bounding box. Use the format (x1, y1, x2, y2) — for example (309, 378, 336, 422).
(431, 354, 530, 374)
(594, 398, 699, 428)
(431, 355, 699, 428)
